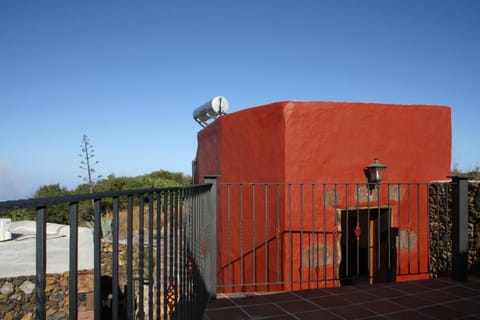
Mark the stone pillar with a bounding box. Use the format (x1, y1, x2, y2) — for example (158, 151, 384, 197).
(451, 176, 469, 281)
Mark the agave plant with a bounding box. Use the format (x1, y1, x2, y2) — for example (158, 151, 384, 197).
(83, 211, 113, 240)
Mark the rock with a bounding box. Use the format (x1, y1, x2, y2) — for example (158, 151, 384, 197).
(50, 291, 66, 302)
(20, 280, 35, 295)
(60, 274, 69, 288)
(22, 303, 34, 313)
(21, 313, 33, 320)
(50, 311, 67, 320)
(4, 312, 14, 320)
(47, 307, 56, 316)
(10, 292, 22, 301)
(5, 302, 15, 312)
(0, 294, 8, 302)
(1, 281, 14, 295)
(46, 277, 57, 292)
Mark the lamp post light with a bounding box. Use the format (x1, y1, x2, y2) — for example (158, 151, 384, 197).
(364, 158, 387, 192)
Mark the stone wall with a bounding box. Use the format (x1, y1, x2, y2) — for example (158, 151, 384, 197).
(0, 270, 93, 320)
(429, 181, 480, 275)
(0, 240, 136, 320)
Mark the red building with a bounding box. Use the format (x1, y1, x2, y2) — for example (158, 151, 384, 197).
(195, 101, 451, 292)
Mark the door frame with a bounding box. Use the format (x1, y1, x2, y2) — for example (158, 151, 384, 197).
(338, 207, 396, 285)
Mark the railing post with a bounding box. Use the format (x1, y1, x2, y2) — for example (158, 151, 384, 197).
(69, 203, 78, 320)
(451, 176, 469, 281)
(204, 176, 218, 299)
(36, 207, 47, 320)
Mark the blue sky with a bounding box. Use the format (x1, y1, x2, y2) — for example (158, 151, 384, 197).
(1, 0, 479, 200)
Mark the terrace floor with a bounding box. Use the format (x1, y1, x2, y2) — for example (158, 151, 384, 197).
(203, 276, 480, 320)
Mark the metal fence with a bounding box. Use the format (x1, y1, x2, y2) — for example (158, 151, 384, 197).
(0, 183, 216, 320)
(215, 180, 470, 293)
(0, 178, 473, 319)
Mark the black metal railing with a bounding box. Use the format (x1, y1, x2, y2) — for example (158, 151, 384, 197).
(215, 180, 471, 293)
(0, 183, 216, 320)
(0, 177, 474, 319)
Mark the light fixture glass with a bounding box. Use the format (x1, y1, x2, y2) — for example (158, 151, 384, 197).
(365, 158, 387, 188)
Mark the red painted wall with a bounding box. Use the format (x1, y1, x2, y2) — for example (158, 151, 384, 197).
(197, 101, 451, 184)
(196, 101, 451, 292)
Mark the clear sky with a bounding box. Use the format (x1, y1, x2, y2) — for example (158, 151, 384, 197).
(1, 0, 479, 200)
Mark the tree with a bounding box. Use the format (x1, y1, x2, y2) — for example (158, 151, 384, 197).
(34, 184, 70, 224)
(79, 134, 102, 194)
(451, 164, 480, 180)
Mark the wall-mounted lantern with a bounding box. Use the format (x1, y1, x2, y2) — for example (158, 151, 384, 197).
(364, 158, 387, 191)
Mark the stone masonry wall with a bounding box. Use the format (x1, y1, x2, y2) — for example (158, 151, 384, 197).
(0, 240, 137, 320)
(429, 181, 480, 275)
(0, 270, 93, 320)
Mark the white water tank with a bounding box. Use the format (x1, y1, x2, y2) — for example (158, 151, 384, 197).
(0, 218, 12, 241)
(193, 96, 229, 126)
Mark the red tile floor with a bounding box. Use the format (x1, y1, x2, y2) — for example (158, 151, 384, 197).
(203, 276, 480, 320)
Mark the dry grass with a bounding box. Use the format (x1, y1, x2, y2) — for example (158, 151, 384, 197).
(100, 206, 162, 239)
(103, 204, 187, 239)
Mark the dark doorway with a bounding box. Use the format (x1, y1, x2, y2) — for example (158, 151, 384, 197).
(340, 208, 396, 285)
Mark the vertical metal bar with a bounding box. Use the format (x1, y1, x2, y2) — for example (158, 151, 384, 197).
(138, 196, 145, 319)
(345, 185, 349, 279)
(323, 184, 327, 286)
(417, 184, 421, 273)
(387, 185, 391, 272)
(356, 184, 360, 278)
(169, 191, 175, 314)
(397, 183, 401, 275)
(239, 184, 244, 287)
(197, 187, 202, 313)
(367, 186, 371, 284)
(163, 191, 168, 320)
(127, 195, 134, 320)
(299, 184, 303, 287)
(93, 199, 102, 320)
(407, 184, 411, 274)
(252, 184, 257, 288)
(333, 184, 338, 282)
(276, 184, 281, 284)
(69, 203, 78, 320)
(188, 189, 194, 319)
(173, 190, 178, 312)
(148, 193, 154, 320)
(112, 197, 120, 320)
(178, 190, 183, 318)
(184, 189, 189, 320)
(156, 192, 162, 320)
(36, 207, 47, 320)
(227, 184, 232, 285)
(377, 185, 381, 273)
(186, 188, 192, 318)
(178, 189, 190, 319)
(189, 188, 194, 317)
(288, 184, 293, 286)
(428, 184, 434, 275)
(192, 192, 201, 313)
(195, 189, 201, 315)
(264, 184, 269, 286)
(311, 184, 315, 285)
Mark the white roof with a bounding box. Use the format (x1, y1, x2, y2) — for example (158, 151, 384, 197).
(0, 220, 94, 277)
